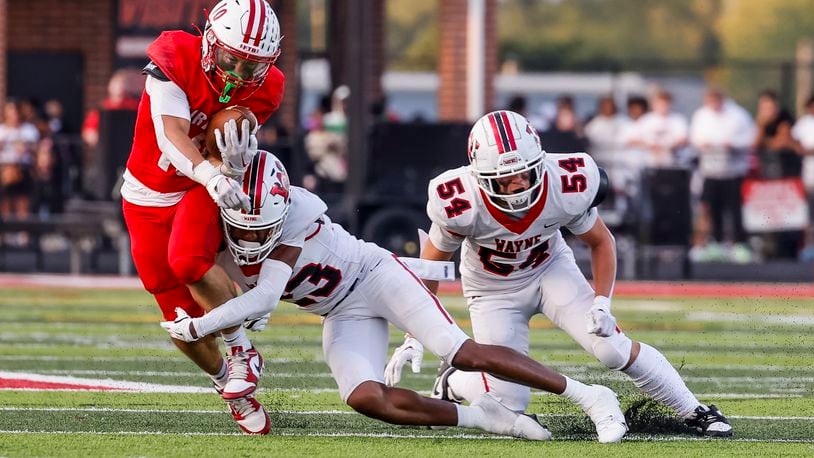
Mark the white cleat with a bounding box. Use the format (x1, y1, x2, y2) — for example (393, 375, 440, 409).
(583, 385, 627, 443)
(223, 346, 264, 400)
(472, 393, 553, 441)
(226, 395, 271, 435)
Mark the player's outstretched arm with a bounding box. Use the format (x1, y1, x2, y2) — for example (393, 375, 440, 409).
(160, 245, 301, 342)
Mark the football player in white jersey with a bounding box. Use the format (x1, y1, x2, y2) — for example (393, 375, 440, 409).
(385, 110, 732, 437)
(161, 150, 628, 442)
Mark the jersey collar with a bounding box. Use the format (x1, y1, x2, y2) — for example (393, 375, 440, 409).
(480, 172, 548, 235)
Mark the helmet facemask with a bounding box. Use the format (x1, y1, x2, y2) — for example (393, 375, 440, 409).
(475, 156, 545, 212)
(222, 205, 288, 266)
(202, 29, 279, 103)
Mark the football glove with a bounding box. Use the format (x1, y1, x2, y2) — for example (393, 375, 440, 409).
(193, 161, 250, 211)
(243, 313, 270, 332)
(586, 296, 617, 337)
(384, 336, 424, 387)
(215, 119, 258, 178)
(160, 307, 200, 342)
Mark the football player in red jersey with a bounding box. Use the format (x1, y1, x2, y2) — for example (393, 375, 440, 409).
(120, 0, 284, 434)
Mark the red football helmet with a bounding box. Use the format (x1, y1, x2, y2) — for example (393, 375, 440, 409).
(201, 0, 282, 103)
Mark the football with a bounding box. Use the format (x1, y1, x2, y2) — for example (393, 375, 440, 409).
(203, 105, 258, 161)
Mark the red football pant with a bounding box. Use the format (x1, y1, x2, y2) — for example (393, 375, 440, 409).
(122, 185, 223, 320)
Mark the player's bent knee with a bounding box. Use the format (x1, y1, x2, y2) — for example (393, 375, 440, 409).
(449, 339, 483, 372)
(591, 333, 632, 371)
(168, 255, 212, 285)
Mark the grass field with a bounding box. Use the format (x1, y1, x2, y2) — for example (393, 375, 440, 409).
(0, 284, 813, 456)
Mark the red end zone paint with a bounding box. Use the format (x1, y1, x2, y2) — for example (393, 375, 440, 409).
(0, 377, 128, 391)
(438, 280, 814, 298)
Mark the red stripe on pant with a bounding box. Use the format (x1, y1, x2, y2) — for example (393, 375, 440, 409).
(390, 254, 454, 324)
(481, 373, 490, 392)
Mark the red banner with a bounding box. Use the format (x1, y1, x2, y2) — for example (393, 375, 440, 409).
(742, 178, 809, 232)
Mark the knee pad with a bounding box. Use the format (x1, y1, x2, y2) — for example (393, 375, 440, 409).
(591, 333, 633, 371)
(168, 255, 212, 285)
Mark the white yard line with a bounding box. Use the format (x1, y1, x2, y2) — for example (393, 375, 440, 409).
(0, 429, 811, 443)
(1, 407, 812, 422)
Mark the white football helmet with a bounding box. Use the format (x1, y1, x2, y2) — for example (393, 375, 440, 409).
(202, 0, 282, 102)
(468, 110, 546, 212)
(221, 150, 290, 265)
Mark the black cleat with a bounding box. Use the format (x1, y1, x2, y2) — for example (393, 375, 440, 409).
(685, 404, 733, 437)
(431, 360, 461, 404)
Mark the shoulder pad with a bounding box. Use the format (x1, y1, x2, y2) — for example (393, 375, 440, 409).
(426, 167, 478, 234)
(590, 167, 610, 208)
(288, 186, 328, 229)
(546, 152, 601, 216)
(142, 61, 170, 82)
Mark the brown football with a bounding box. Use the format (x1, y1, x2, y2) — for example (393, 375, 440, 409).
(203, 105, 259, 161)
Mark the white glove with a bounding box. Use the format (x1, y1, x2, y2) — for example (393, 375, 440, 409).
(193, 161, 250, 211)
(586, 296, 617, 337)
(243, 313, 270, 332)
(160, 307, 200, 342)
(384, 336, 424, 387)
(215, 119, 258, 178)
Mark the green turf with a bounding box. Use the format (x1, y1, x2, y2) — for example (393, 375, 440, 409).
(0, 287, 812, 456)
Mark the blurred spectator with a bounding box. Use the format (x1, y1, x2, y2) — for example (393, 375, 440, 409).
(689, 88, 756, 263)
(791, 95, 814, 261)
(585, 94, 629, 168)
(81, 70, 141, 150)
(539, 95, 587, 153)
(303, 86, 349, 193)
(44, 99, 67, 135)
(753, 91, 804, 259)
(755, 91, 803, 180)
(506, 94, 528, 117)
(0, 100, 40, 244)
(626, 89, 689, 168)
(584, 95, 633, 229)
(323, 84, 349, 136)
(626, 95, 649, 122)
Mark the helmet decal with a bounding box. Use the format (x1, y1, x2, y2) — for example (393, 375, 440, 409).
(486, 111, 517, 154)
(270, 172, 290, 202)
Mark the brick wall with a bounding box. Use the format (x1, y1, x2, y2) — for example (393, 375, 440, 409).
(438, 0, 497, 121)
(271, 0, 298, 132)
(6, 0, 115, 115)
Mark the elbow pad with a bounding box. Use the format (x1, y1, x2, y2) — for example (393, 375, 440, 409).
(590, 167, 610, 208)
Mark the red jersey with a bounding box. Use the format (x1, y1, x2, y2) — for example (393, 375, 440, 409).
(126, 31, 285, 193)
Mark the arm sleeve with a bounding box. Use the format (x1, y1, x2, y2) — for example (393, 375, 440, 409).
(427, 222, 464, 252)
(192, 259, 293, 336)
(145, 75, 196, 177)
(565, 207, 598, 235)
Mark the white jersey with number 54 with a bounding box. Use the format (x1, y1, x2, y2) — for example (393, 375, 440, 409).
(427, 152, 602, 297)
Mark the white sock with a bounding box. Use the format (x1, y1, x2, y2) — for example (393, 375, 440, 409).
(209, 359, 228, 389)
(560, 376, 596, 411)
(455, 403, 485, 428)
(622, 342, 700, 418)
(221, 327, 252, 352)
